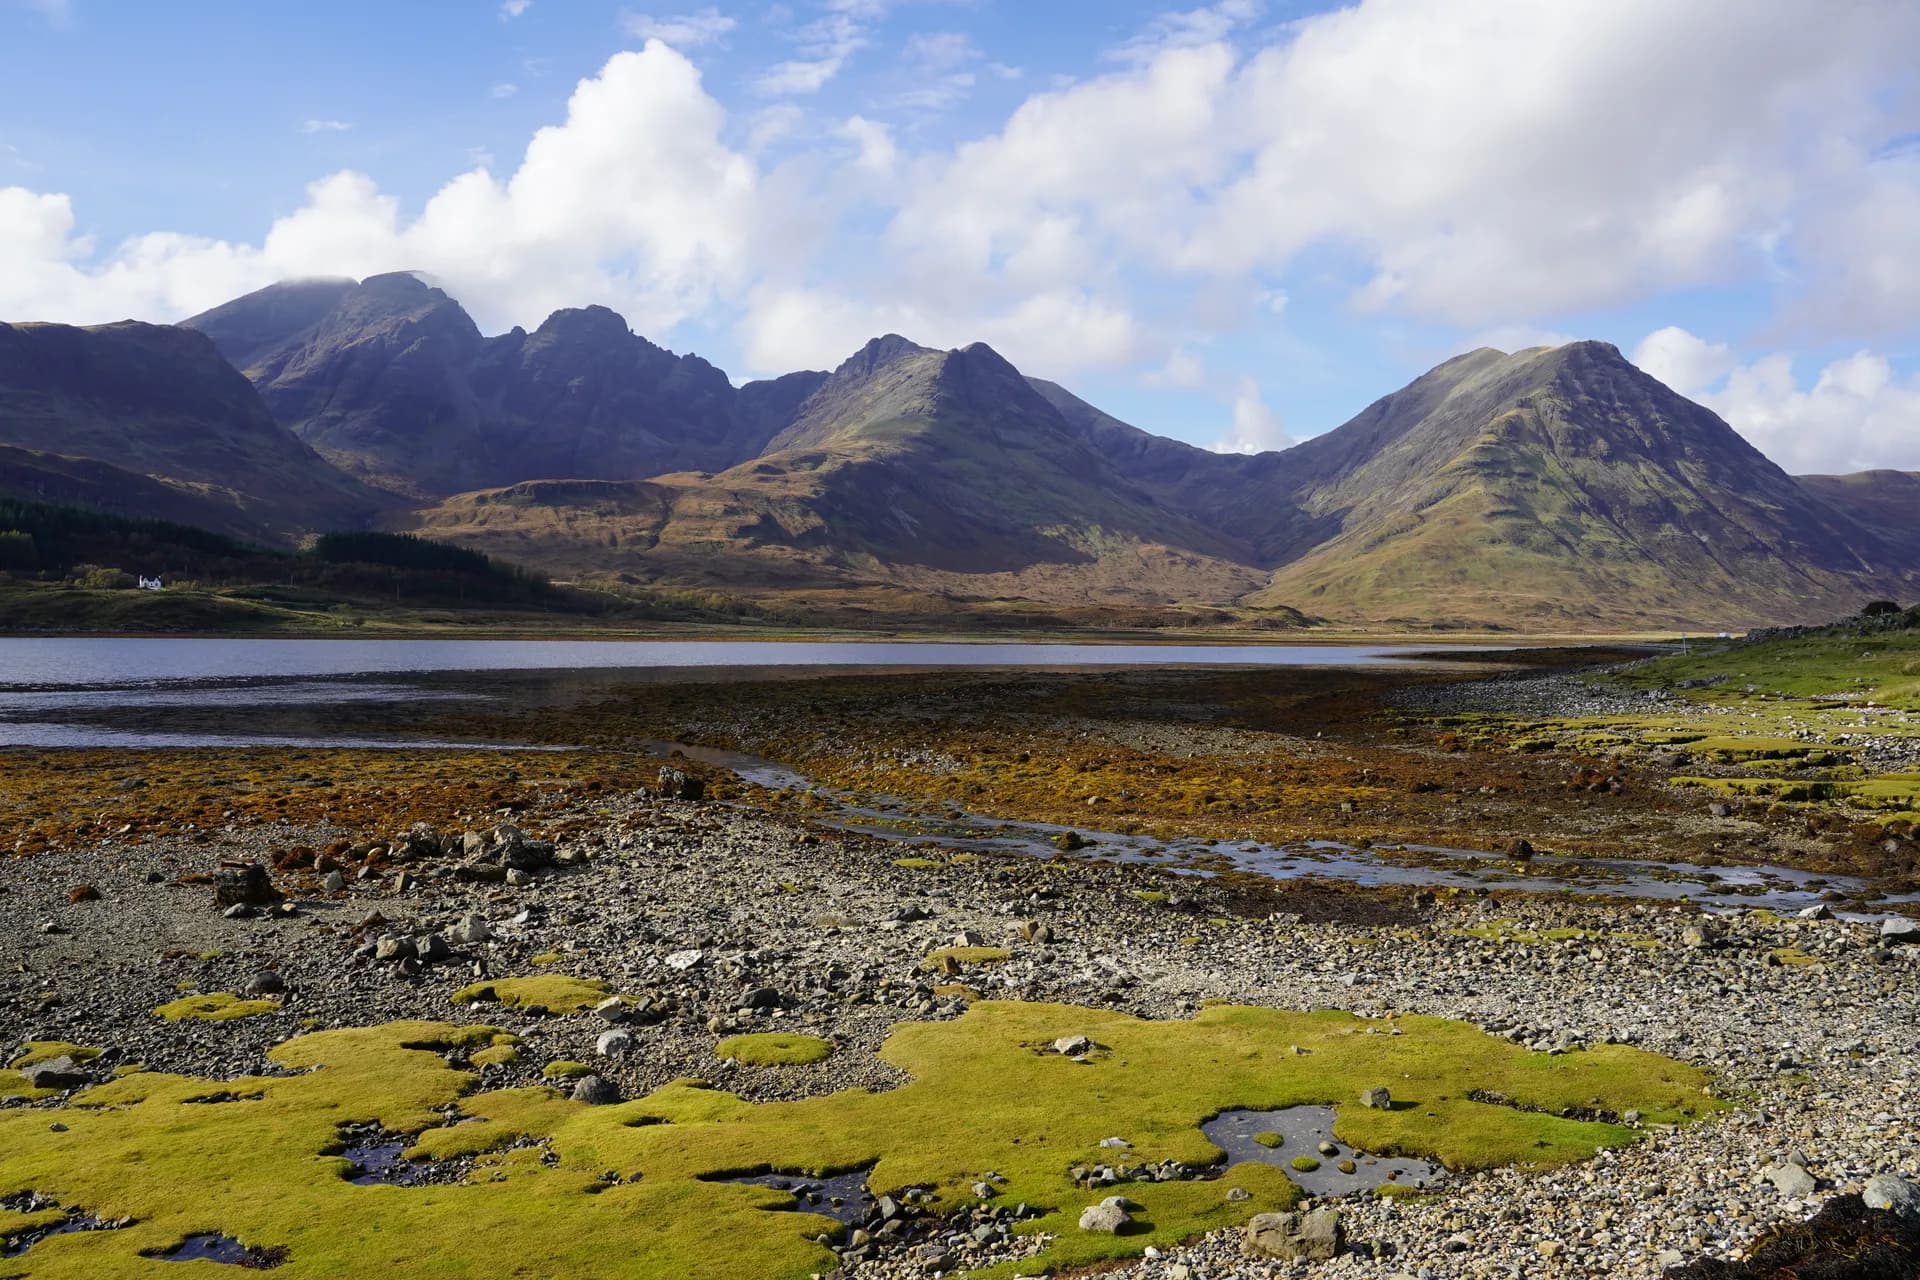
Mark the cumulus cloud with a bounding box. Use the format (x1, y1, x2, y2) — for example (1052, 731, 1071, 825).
(619, 7, 737, 48)
(301, 119, 352, 134)
(0, 43, 761, 333)
(1212, 376, 1291, 454)
(1632, 327, 1920, 474)
(499, 0, 531, 18)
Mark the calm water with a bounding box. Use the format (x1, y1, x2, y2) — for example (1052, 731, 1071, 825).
(0, 637, 1463, 687)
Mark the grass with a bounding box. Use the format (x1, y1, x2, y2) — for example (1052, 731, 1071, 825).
(0, 1000, 1723, 1280)
(715, 1034, 835, 1067)
(918, 946, 1012, 971)
(451, 975, 613, 1014)
(151, 993, 280, 1022)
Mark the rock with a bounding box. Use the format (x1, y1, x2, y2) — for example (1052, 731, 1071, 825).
(1225, 1187, 1251, 1202)
(66, 885, 101, 903)
(1077, 1199, 1131, 1234)
(593, 996, 630, 1023)
(1246, 1209, 1343, 1261)
(1053, 1035, 1091, 1056)
(212, 861, 279, 908)
(1507, 838, 1535, 862)
(373, 936, 416, 964)
(1360, 1086, 1393, 1110)
(242, 971, 286, 997)
(664, 949, 704, 971)
(22, 1056, 90, 1090)
(1682, 922, 1724, 949)
(1763, 1162, 1818, 1197)
(221, 904, 255, 920)
(740, 987, 782, 1009)
(447, 913, 492, 945)
(1880, 917, 1919, 945)
(657, 767, 706, 801)
(321, 871, 347, 894)
(570, 1075, 620, 1105)
(418, 934, 452, 964)
(596, 1029, 636, 1057)
(1864, 1174, 1920, 1222)
(1798, 904, 1834, 921)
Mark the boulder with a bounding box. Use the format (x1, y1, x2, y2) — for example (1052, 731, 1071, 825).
(657, 767, 706, 801)
(1764, 1162, 1818, 1197)
(22, 1056, 90, 1090)
(1881, 917, 1919, 946)
(1053, 1035, 1092, 1056)
(571, 1075, 620, 1105)
(1360, 1086, 1393, 1110)
(1864, 1174, 1920, 1222)
(447, 913, 492, 945)
(596, 1029, 637, 1057)
(212, 861, 279, 908)
(1246, 1209, 1343, 1261)
(1077, 1198, 1132, 1234)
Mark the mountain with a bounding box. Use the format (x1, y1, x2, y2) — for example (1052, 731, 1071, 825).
(0, 319, 383, 537)
(1797, 471, 1920, 564)
(1241, 342, 1916, 628)
(183, 274, 819, 497)
(408, 336, 1268, 611)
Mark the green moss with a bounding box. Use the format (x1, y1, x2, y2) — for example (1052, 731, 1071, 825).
(1131, 890, 1171, 906)
(715, 1034, 835, 1067)
(0, 1002, 1723, 1280)
(471, 1044, 522, 1067)
(1769, 948, 1822, 967)
(1252, 1131, 1284, 1149)
(529, 952, 565, 967)
(451, 975, 612, 1013)
(891, 857, 942, 869)
(1290, 1155, 1321, 1172)
(10, 1042, 102, 1069)
(152, 993, 281, 1022)
(542, 1061, 593, 1080)
(918, 946, 1012, 971)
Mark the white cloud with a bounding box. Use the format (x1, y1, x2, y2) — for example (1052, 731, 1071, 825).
(1632, 327, 1920, 475)
(841, 115, 896, 175)
(490, 82, 518, 99)
(1212, 376, 1291, 454)
(16, 0, 69, 21)
(619, 7, 737, 48)
(756, 7, 870, 95)
(0, 44, 763, 334)
(499, 0, 531, 18)
(1110, 0, 1262, 64)
(301, 119, 352, 134)
(1631, 326, 1737, 399)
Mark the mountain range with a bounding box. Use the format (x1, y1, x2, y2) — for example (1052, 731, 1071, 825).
(2, 269, 1914, 630)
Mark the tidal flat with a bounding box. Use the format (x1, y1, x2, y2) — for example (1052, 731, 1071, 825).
(1, 646, 1917, 1277)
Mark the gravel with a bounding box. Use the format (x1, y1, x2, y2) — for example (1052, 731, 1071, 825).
(4, 780, 1917, 1279)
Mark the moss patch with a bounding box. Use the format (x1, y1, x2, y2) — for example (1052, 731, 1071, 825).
(715, 1034, 835, 1067)
(541, 1061, 593, 1080)
(152, 993, 280, 1022)
(1290, 1155, 1321, 1172)
(451, 975, 612, 1013)
(0, 1001, 1722, 1280)
(918, 946, 1012, 971)
(1252, 1131, 1284, 1149)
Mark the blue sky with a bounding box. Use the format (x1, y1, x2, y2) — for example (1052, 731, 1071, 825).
(3, 0, 1917, 472)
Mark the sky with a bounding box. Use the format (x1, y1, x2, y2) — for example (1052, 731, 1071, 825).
(2, 0, 1917, 473)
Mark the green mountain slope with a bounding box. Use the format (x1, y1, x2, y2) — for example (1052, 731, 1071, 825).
(1797, 471, 1920, 563)
(1247, 343, 1916, 628)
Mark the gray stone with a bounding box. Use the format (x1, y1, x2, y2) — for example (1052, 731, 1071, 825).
(447, 913, 492, 945)
(1864, 1173, 1920, 1221)
(1763, 1162, 1817, 1197)
(321, 870, 347, 894)
(664, 950, 704, 971)
(596, 1028, 637, 1057)
(1077, 1200, 1131, 1234)
(1246, 1209, 1343, 1261)
(1881, 917, 1919, 945)
(593, 996, 630, 1023)
(1360, 1086, 1393, 1110)
(571, 1075, 620, 1105)
(22, 1056, 90, 1090)
(242, 971, 286, 997)
(1053, 1035, 1091, 1056)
